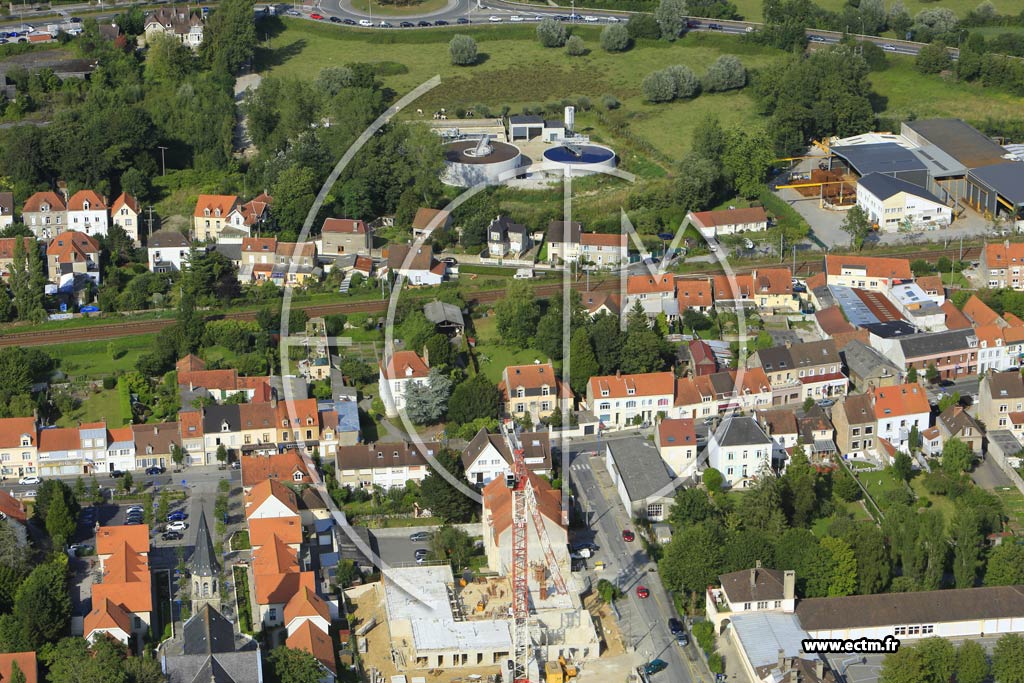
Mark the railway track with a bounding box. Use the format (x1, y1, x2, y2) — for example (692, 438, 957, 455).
(0, 246, 982, 348)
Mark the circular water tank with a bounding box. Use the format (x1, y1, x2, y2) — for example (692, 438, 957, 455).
(541, 144, 617, 176)
(442, 139, 524, 188)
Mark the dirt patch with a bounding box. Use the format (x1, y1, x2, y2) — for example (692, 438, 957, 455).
(584, 592, 624, 658)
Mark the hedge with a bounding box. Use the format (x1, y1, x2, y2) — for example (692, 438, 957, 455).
(117, 378, 132, 426)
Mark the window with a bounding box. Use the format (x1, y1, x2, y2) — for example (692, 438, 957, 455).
(292, 471, 304, 482)
(922, 625, 934, 634)
(756, 601, 768, 609)
(599, 402, 610, 411)
(516, 387, 525, 399)
(865, 426, 873, 435)
(625, 400, 636, 409)
(646, 503, 663, 519)
(743, 602, 751, 610)
(541, 386, 550, 396)
(852, 428, 861, 436)
(852, 441, 860, 450)
(774, 601, 781, 608)
(894, 627, 907, 636)
(268, 608, 277, 621)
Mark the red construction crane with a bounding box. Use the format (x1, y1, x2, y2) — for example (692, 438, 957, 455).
(506, 427, 568, 683)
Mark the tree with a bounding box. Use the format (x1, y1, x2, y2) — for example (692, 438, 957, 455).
(658, 520, 726, 595)
(201, 0, 257, 74)
(215, 444, 228, 465)
(268, 646, 324, 683)
(818, 536, 858, 596)
(833, 470, 861, 502)
(122, 655, 164, 683)
(430, 525, 475, 569)
(567, 327, 599, 397)
(916, 41, 952, 74)
(956, 640, 990, 683)
(34, 479, 80, 529)
(45, 491, 76, 548)
(664, 64, 699, 99)
(880, 645, 925, 683)
(993, 633, 1024, 683)
(891, 451, 913, 483)
(655, 0, 688, 40)
(888, 1, 912, 37)
(941, 437, 974, 473)
(447, 374, 501, 424)
(601, 24, 630, 52)
(702, 55, 746, 92)
(985, 541, 1024, 586)
(40, 636, 129, 683)
(937, 391, 960, 413)
(565, 35, 586, 56)
(589, 313, 624, 375)
(404, 368, 452, 425)
(952, 510, 982, 589)
(668, 487, 717, 529)
(419, 449, 477, 523)
(627, 13, 661, 39)
(702, 468, 724, 495)
(271, 165, 319, 233)
(7, 661, 25, 683)
(14, 556, 71, 648)
(171, 443, 185, 470)
(906, 365, 918, 382)
(722, 127, 775, 199)
(844, 524, 891, 594)
(925, 363, 939, 384)
(642, 69, 677, 103)
(596, 578, 623, 603)
(912, 8, 959, 41)
(840, 205, 872, 250)
(495, 280, 540, 348)
(536, 18, 567, 47)
(449, 35, 478, 66)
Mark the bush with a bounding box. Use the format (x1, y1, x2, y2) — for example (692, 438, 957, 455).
(565, 35, 586, 56)
(655, 0, 688, 40)
(601, 94, 621, 110)
(627, 13, 661, 39)
(600, 24, 631, 52)
(702, 55, 746, 92)
(537, 17, 567, 47)
(642, 69, 677, 102)
(664, 64, 700, 98)
(102, 376, 116, 390)
(915, 41, 952, 74)
(117, 379, 132, 426)
(576, 96, 591, 111)
(692, 620, 715, 653)
(449, 35, 478, 66)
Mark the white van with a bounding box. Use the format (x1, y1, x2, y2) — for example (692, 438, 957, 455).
(514, 268, 534, 279)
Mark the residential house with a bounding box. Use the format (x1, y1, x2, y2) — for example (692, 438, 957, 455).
(579, 232, 629, 268)
(687, 339, 718, 376)
(654, 417, 698, 477)
(241, 236, 277, 283)
(840, 340, 902, 391)
(317, 402, 360, 460)
(378, 350, 431, 418)
(178, 411, 205, 466)
(0, 237, 36, 279)
(461, 429, 552, 486)
(937, 405, 983, 455)
(981, 240, 1024, 290)
(482, 469, 567, 575)
(276, 399, 321, 452)
(624, 274, 678, 319)
(673, 369, 774, 420)
(754, 408, 799, 463)
(286, 619, 336, 682)
(545, 220, 581, 264)
(86, 526, 152, 645)
(0, 489, 28, 546)
(66, 190, 108, 237)
(239, 450, 311, 492)
(824, 254, 913, 292)
(106, 426, 136, 473)
(975, 324, 1012, 374)
(0, 652, 36, 683)
(916, 275, 945, 305)
(320, 218, 371, 256)
(333, 441, 433, 490)
(235, 401, 278, 457)
(143, 6, 203, 47)
(147, 230, 191, 273)
(0, 192, 13, 229)
(686, 207, 768, 238)
(799, 406, 837, 462)
(486, 215, 531, 258)
(605, 436, 676, 521)
(873, 383, 930, 453)
(423, 300, 465, 336)
(249, 524, 304, 628)
(815, 307, 855, 339)
(387, 244, 445, 285)
(582, 291, 621, 318)
(587, 371, 675, 429)
(245, 479, 300, 520)
(870, 328, 979, 381)
(273, 242, 319, 287)
(111, 192, 141, 245)
(676, 278, 714, 314)
(200, 405, 242, 465)
(748, 340, 845, 406)
(410, 208, 451, 238)
(22, 191, 66, 239)
(978, 370, 1024, 433)
(706, 416, 774, 488)
(131, 422, 180, 471)
(712, 273, 755, 309)
(856, 172, 952, 231)
(193, 195, 241, 242)
(752, 268, 795, 310)
(501, 362, 571, 426)
(46, 230, 101, 287)
(235, 193, 273, 236)
(706, 566, 797, 628)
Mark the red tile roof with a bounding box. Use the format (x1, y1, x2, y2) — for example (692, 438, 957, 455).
(249, 516, 303, 547)
(815, 307, 854, 335)
(712, 273, 754, 300)
(873, 383, 929, 419)
(380, 351, 429, 381)
(962, 295, 1001, 327)
(676, 278, 712, 309)
(322, 218, 367, 235)
(194, 194, 239, 218)
(483, 468, 562, 537)
(22, 191, 65, 213)
(0, 489, 27, 524)
(66, 190, 106, 211)
(941, 301, 972, 329)
(46, 231, 100, 264)
(626, 274, 675, 295)
(590, 372, 675, 399)
(240, 450, 310, 488)
(580, 232, 626, 248)
(0, 237, 34, 261)
(245, 479, 299, 518)
(96, 525, 150, 556)
(0, 652, 37, 683)
(179, 410, 204, 438)
(284, 585, 331, 625)
(915, 275, 943, 295)
(411, 208, 450, 230)
(242, 237, 277, 254)
(825, 254, 912, 280)
(84, 598, 133, 638)
(286, 620, 336, 674)
(110, 192, 139, 215)
(0, 417, 36, 448)
(657, 418, 696, 449)
(38, 427, 81, 452)
(984, 241, 1024, 269)
(755, 267, 793, 296)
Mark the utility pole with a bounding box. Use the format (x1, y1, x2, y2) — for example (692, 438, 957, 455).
(147, 206, 155, 238)
(157, 146, 168, 176)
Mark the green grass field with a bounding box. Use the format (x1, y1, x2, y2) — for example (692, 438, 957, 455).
(51, 334, 158, 380)
(993, 486, 1024, 533)
(350, 0, 449, 15)
(56, 388, 122, 428)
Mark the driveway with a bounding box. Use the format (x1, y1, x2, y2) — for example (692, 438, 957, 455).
(972, 457, 1015, 490)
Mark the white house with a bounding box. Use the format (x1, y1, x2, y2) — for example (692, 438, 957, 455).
(147, 230, 191, 272)
(387, 244, 445, 286)
(872, 383, 930, 453)
(706, 566, 797, 628)
(333, 442, 431, 490)
(486, 215, 531, 258)
(856, 173, 953, 232)
(654, 418, 698, 478)
(461, 428, 552, 486)
(105, 427, 136, 473)
(706, 416, 774, 488)
(66, 190, 109, 237)
(586, 371, 676, 429)
(244, 479, 300, 520)
(686, 207, 768, 238)
(378, 351, 431, 418)
(111, 192, 141, 245)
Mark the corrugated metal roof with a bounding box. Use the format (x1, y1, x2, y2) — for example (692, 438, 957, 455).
(969, 161, 1024, 205)
(730, 612, 808, 670)
(832, 142, 926, 176)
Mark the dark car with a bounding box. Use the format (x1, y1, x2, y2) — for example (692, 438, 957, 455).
(342, 18, 356, 25)
(329, 16, 341, 22)
(409, 531, 430, 542)
(125, 511, 144, 520)
(708, 22, 723, 30)
(69, 17, 82, 22)
(110, 470, 125, 478)
(456, 16, 469, 24)
(643, 659, 668, 676)
(622, 529, 635, 543)
(167, 510, 187, 522)
(668, 618, 685, 636)
(125, 519, 142, 526)
(161, 531, 183, 541)
(417, 20, 431, 26)
(379, 21, 393, 27)
(434, 19, 448, 25)
(400, 21, 414, 27)
(145, 466, 164, 475)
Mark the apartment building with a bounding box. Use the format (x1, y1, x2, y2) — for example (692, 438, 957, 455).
(748, 340, 846, 406)
(500, 362, 571, 425)
(824, 254, 912, 292)
(587, 371, 675, 429)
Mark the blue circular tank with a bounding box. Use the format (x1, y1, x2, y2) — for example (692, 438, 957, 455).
(543, 144, 616, 164)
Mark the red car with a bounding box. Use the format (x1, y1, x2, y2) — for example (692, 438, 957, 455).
(622, 529, 635, 542)
(636, 585, 650, 599)
(310, 13, 324, 19)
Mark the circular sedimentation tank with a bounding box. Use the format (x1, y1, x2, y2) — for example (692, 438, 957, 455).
(442, 139, 524, 187)
(542, 143, 617, 176)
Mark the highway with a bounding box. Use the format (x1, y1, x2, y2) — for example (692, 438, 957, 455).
(566, 437, 706, 683)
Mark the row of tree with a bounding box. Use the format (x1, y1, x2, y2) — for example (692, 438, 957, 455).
(880, 633, 1024, 683)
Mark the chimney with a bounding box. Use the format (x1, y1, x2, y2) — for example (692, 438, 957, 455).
(750, 567, 757, 591)
(778, 649, 786, 671)
(616, 369, 621, 378)
(784, 570, 796, 602)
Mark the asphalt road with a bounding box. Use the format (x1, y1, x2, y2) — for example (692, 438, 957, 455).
(566, 439, 704, 683)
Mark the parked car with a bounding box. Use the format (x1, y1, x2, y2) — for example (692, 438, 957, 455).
(145, 466, 165, 475)
(286, 9, 301, 16)
(329, 16, 341, 22)
(69, 17, 82, 23)
(161, 531, 183, 541)
(817, 398, 836, 408)
(379, 21, 393, 27)
(68, 543, 91, 556)
(569, 547, 592, 559)
(409, 531, 430, 542)
(310, 13, 324, 20)
(643, 659, 668, 676)
(18, 475, 39, 485)
(417, 20, 431, 26)
(676, 632, 690, 646)
(636, 585, 650, 599)
(400, 21, 414, 27)
(668, 618, 685, 636)
(572, 542, 599, 553)
(342, 18, 356, 25)
(434, 19, 448, 25)
(126, 504, 144, 513)
(488, 15, 502, 22)
(509, 15, 524, 22)
(708, 22, 723, 29)
(583, 15, 599, 22)
(358, 19, 373, 27)
(167, 511, 187, 522)
(167, 521, 188, 532)
(125, 519, 143, 526)
(622, 529, 635, 542)
(456, 17, 469, 23)
(110, 470, 125, 478)
(414, 548, 429, 558)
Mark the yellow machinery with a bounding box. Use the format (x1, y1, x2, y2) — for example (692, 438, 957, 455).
(545, 661, 565, 683)
(558, 656, 578, 678)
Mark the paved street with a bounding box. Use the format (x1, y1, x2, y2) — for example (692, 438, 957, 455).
(566, 440, 709, 683)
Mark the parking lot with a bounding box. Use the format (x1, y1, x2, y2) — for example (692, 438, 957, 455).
(369, 524, 480, 567)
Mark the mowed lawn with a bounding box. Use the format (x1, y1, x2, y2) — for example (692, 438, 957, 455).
(993, 486, 1024, 533)
(472, 315, 551, 383)
(56, 388, 123, 428)
(51, 334, 158, 380)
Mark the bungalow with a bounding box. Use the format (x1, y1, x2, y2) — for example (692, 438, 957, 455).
(686, 207, 768, 238)
(387, 244, 445, 286)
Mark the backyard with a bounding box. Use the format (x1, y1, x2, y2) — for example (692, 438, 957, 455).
(471, 314, 553, 383)
(51, 334, 158, 380)
(55, 388, 123, 428)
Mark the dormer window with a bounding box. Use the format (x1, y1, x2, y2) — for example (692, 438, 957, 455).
(627, 387, 635, 395)
(601, 389, 609, 397)
(221, 420, 230, 433)
(393, 451, 399, 458)
(516, 387, 525, 399)
(541, 386, 550, 397)
(377, 451, 383, 459)
(282, 419, 290, 428)
(19, 435, 29, 447)
(292, 471, 303, 481)
(305, 417, 314, 426)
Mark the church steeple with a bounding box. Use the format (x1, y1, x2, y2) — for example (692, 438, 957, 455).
(190, 509, 220, 612)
